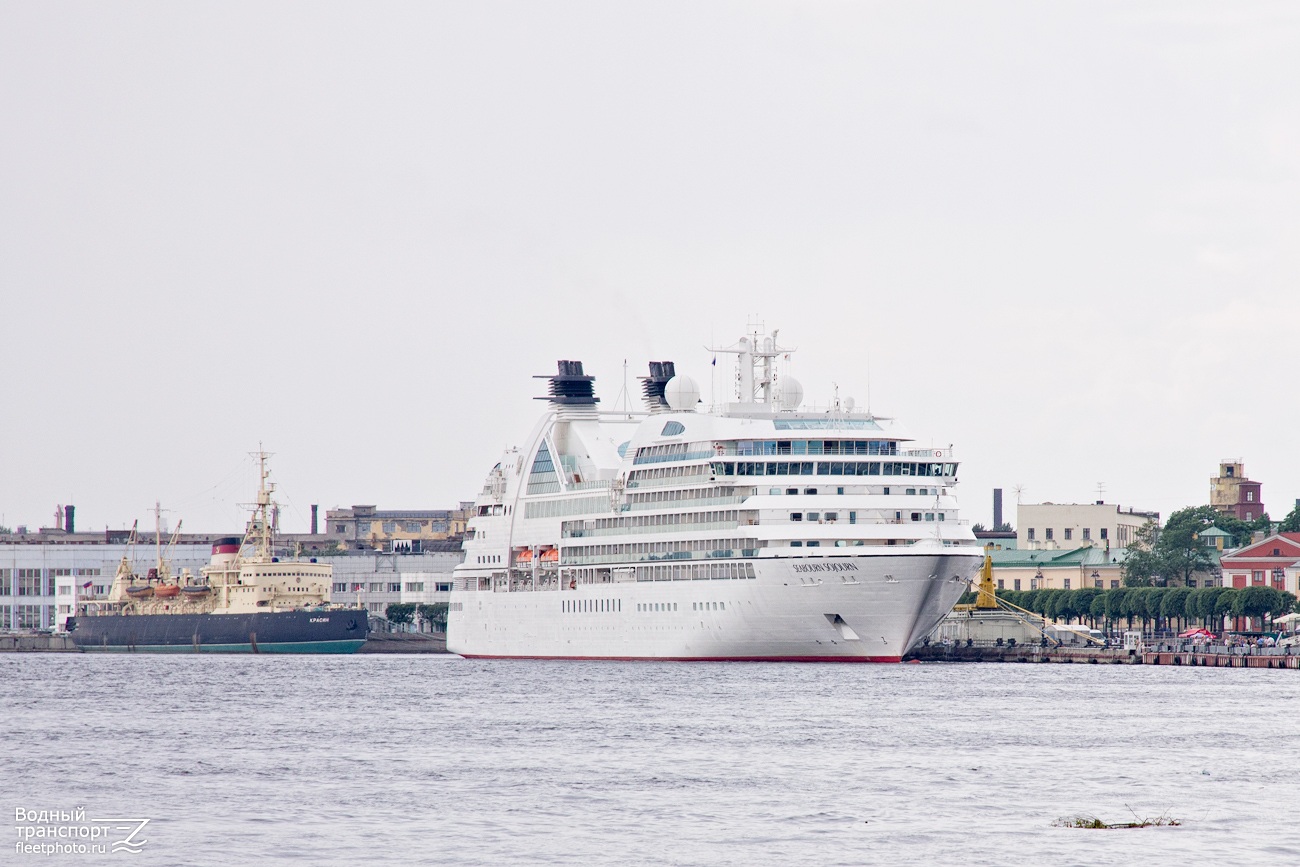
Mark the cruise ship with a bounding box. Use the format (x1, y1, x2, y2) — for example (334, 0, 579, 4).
(446, 328, 984, 661)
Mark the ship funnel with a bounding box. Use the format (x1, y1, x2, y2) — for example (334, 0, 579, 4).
(210, 536, 241, 568)
(535, 360, 599, 407)
(639, 361, 676, 412)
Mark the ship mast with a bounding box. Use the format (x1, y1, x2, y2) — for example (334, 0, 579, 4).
(241, 448, 276, 562)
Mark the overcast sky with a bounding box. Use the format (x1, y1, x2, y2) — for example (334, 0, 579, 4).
(2, 1, 1297, 533)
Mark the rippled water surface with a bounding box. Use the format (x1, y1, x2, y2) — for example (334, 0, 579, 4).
(3, 654, 1298, 866)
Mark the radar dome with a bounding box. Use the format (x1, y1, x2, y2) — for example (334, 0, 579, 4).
(775, 377, 804, 410)
(663, 375, 701, 411)
(844, 396, 856, 412)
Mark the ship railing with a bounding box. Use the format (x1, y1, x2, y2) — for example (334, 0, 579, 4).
(562, 521, 740, 539)
(632, 450, 718, 465)
(566, 479, 613, 492)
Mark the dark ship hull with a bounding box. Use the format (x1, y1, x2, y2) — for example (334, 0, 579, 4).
(66, 608, 368, 653)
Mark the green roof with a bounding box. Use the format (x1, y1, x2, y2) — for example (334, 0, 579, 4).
(988, 546, 1129, 569)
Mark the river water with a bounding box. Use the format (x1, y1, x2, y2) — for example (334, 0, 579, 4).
(2, 655, 1297, 866)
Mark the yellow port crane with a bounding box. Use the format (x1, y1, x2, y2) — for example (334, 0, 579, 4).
(952, 554, 999, 611)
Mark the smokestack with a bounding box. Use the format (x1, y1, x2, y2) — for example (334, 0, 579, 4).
(993, 489, 1003, 529)
(311, 505, 318, 535)
(64, 505, 75, 535)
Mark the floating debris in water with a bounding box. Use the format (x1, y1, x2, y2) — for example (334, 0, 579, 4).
(1053, 811, 1181, 830)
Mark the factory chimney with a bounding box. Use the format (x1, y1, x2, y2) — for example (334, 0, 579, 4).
(310, 505, 318, 535)
(64, 505, 75, 535)
(992, 489, 1003, 529)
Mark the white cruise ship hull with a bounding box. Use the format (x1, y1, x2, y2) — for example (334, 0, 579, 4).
(447, 547, 981, 662)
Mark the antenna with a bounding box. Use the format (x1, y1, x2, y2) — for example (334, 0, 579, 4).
(612, 359, 632, 416)
(1095, 481, 1106, 502)
(1014, 484, 1025, 505)
(866, 349, 871, 415)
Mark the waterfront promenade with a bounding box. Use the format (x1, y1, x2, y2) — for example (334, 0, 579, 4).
(907, 638, 1300, 668)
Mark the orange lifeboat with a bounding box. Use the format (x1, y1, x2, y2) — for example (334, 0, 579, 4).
(154, 584, 181, 599)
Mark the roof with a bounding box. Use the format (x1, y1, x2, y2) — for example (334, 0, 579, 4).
(988, 546, 1129, 569)
(1220, 532, 1300, 565)
(1199, 527, 1232, 538)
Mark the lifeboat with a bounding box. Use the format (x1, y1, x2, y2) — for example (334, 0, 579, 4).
(181, 585, 212, 600)
(154, 584, 181, 599)
(125, 584, 155, 599)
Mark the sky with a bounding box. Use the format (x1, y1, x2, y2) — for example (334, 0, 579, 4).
(1, 1, 1297, 534)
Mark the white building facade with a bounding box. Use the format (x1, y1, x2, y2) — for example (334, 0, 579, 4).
(1017, 502, 1159, 552)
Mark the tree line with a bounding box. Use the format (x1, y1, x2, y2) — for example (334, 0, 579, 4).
(385, 602, 448, 632)
(959, 585, 1297, 634)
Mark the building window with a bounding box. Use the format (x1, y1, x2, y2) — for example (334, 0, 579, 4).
(1064, 529, 1072, 541)
(1027, 529, 1035, 541)
(1247, 491, 1254, 502)
(333, 583, 349, 593)
(997, 579, 1005, 589)
(1100, 528, 1108, 540)
(435, 582, 453, 592)
(1245, 512, 1252, 521)
(357, 521, 371, 533)
(1063, 578, 1071, 589)
(1110, 580, 1119, 589)
(1252, 571, 1264, 585)
(368, 583, 383, 592)
(1045, 528, 1054, 541)
(1013, 579, 1021, 591)
(1082, 528, 1091, 540)
(389, 583, 401, 593)
(404, 582, 424, 592)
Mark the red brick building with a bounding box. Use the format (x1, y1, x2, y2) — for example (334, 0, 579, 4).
(1218, 532, 1300, 595)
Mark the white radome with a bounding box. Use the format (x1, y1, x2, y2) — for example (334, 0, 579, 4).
(664, 375, 701, 411)
(775, 376, 804, 410)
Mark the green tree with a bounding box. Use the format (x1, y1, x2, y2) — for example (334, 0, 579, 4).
(1156, 507, 1219, 586)
(386, 602, 417, 629)
(1279, 503, 1300, 534)
(1161, 586, 1192, 631)
(1233, 587, 1286, 631)
(1106, 588, 1130, 628)
(417, 602, 448, 633)
(1073, 587, 1101, 628)
(1213, 588, 1239, 630)
(1143, 587, 1169, 631)
(1089, 593, 1109, 633)
(1122, 520, 1161, 586)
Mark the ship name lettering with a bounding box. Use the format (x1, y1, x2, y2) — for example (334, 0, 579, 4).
(309, 617, 329, 623)
(791, 562, 859, 574)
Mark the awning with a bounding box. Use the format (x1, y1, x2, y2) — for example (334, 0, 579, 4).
(1274, 612, 1300, 625)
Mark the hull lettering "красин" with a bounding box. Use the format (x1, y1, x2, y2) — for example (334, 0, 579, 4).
(792, 562, 860, 574)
